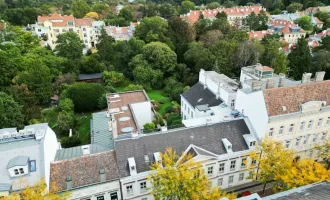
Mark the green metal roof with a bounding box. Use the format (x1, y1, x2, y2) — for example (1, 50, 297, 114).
(54, 144, 108, 161)
(91, 112, 114, 150)
(7, 156, 29, 169)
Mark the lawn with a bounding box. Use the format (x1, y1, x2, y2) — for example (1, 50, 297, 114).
(75, 113, 92, 144)
(147, 90, 171, 115)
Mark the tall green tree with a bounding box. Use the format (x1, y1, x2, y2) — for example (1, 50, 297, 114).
(244, 11, 268, 31)
(271, 51, 288, 75)
(288, 37, 312, 80)
(118, 8, 135, 22)
(180, 0, 195, 14)
(0, 92, 24, 129)
(96, 28, 115, 64)
(55, 32, 84, 60)
(72, 0, 91, 18)
(286, 2, 303, 13)
(294, 16, 313, 31)
(260, 38, 282, 67)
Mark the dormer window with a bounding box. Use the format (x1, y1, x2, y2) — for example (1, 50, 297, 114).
(250, 141, 256, 146)
(19, 168, 24, 174)
(14, 169, 19, 175)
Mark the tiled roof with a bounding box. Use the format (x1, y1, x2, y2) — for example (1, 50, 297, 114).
(50, 151, 119, 192)
(91, 112, 114, 150)
(268, 19, 305, 34)
(115, 119, 250, 177)
(38, 13, 74, 23)
(181, 82, 223, 108)
(182, 5, 267, 24)
(248, 30, 273, 40)
(263, 80, 330, 117)
(75, 18, 93, 27)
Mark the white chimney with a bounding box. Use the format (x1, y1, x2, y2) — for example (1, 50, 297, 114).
(81, 145, 90, 155)
(315, 71, 325, 82)
(302, 73, 312, 84)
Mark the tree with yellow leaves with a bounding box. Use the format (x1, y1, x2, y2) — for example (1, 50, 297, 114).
(315, 139, 330, 169)
(3, 179, 70, 200)
(85, 12, 99, 20)
(247, 138, 295, 194)
(275, 159, 330, 191)
(148, 147, 236, 200)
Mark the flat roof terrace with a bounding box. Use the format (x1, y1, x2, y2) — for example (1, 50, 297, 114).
(107, 91, 149, 137)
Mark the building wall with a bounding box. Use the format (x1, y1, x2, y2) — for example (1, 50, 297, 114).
(283, 33, 307, 43)
(181, 96, 195, 120)
(43, 127, 59, 190)
(265, 108, 330, 160)
(69, 181, 121, 200)
(235, 90, 269, 139)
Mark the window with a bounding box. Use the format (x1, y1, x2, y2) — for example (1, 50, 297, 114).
(250, 141, 256, 147)
(317, 118, 323, 127)
(239, 173, 244, 181)
(54, 29, 59, 33)
(217, 178, 223, 186)
(14, 169, 19, 175)
(295, 137, 300, 147)
(251, 159, 257, 165)
(19, 168, 24, 174)
(38, 29, 41, 32)
(185, 104, 186, 110)
(230, 160, 236, 171)
(231, 100, 235, 107)
(62, 29, 66, 32)
(141, 198, 147, 200)
(241, 158, 247, 168)
(68, 21, 74, 26)
(207, 166, 213, 176)
(285, 140, 291, 148)
(140, 182, 147, 193)
(191, 112, 193, 118)
(321, 132, 327, 141)
(308, 150, 313, 158)
(29, 160, 36, 172)
(303, 135, 310, 145)
(327, 117, 330, 125)
(69, 28, 74, 32)
(228, 175, 234, 184)
(269, 128, 274, 137)
(308, 120, 313, 129)
(278, 126, 284, 135)
(188, 107, 190, 114)
(289, 124, 294, 133)
(84, 33, 87, 37)
(219, 163, 225, 173)
(83, 28, 86, 31)
(313, 134, 318, 143)
(126, 185, 133, 196)
(300, 121, 305, 131)
(97, 196, 104, 200)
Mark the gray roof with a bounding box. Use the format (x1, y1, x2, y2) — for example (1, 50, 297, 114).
(7, 156, 29, 169)
(91, 112, 114, 150)
(181, 82, 223, 108)
(115, 119, 250, 178)
(0, 183, 11, 192)
(263, 181, 330, 200)
(78, 73, 102, 80)
(55, 144, 108, 161)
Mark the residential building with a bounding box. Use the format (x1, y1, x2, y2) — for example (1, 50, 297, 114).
(271, 13, 324, 29)
(115, 118, 258, 200)
(34, 13, 105, 50)
(268, 19, 306, 43)
(91, 111, 115, 150)
(50, 149, 121, 200)
(236, 66, 330, 160)
(181, 5, 268, 26)
(305, 6, 330, 14)
(0, 123, 59, 196)
(248, 30, 273, 40)
(105, 22, 137, 41)
(263, 181, 330, 200)
(181, 69, 241, 127)
(107, 90, 157, 138)
(78, 73, 102, 82)
(307, 28, 330, 49)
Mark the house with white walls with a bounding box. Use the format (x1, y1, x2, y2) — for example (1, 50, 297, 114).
(115, 118, 259, 200)
(236, 68, 330, 160)
(0, 123, 59, 196)
(181, 69, 241, 127)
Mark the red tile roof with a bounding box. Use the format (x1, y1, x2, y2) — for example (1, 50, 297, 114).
(75, 18, 94, 27)
(182, 5, 268, 24)
(248, 30, 273, 40)
(263, 80, 330, 117)
(38, 13, 74, 25)
(268, 19, 305, 34)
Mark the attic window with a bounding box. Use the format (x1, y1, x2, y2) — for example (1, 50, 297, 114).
(130, 166, 135, 170)
(197, 98, 203, 102)
(66, 176, 72, 182)
(100, 169, 105, 174)
(19, 168, 24, 174)
(144, 155, 149, 164)
(250, 141, 256, 146)
(228, 145, 232, 150)
(14, 169, 19, 175)
(282, 106, 286, 111)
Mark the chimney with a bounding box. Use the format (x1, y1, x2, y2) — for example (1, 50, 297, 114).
(222, 138, 233, 153)
(251, 80, 262, 91)
(302, 73, 312, 84)
(315, 71, 325, 82)
(266, 78, 275, 89)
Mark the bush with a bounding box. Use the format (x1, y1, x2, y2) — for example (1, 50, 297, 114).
(98, 94, 108, 109)
(143, 122, 156, 133)
(159, 97, 166, 104)
(61, 136, 82, 148)
(165, 105, 174, 114)
(156, 113, 165, 126)
(151, 100, 160, 111)
(124, 84, 144, 92)
(164, 78, 184, 101)
(166, 113, 182, 127)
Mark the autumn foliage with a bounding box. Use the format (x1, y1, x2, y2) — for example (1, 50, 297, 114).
(149, 147, 236, 200)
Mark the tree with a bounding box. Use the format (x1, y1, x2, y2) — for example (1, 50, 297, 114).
(271, 51, 288, 75)
(62, 82, 105, 112)
(92, 3, 110, 16)
(207, 2, 220, 9)
(223, 0, 236, 8)
(55, 32, 84, 60)
(248, 138, 294, 194)
(260, 38, 283, 67)
(164, 78, 184, 101)
(118, 8, 135, 22)
(244, 11, 268, 31)
(295, 16, 313, 31)
(85, 12, 99, 20)
(200, 30, 223, 48)
(96, 28, 115, 64)
(61, 136, 82, 148)
(133, 65, 164, 90)
(149, 147, 236, 200)
(180, 0, 195, 14)
(134, 17, 173, 48)
(315, 139, 330, 170)
(313, 36, 330, 52)
(57, 111, 74, 132)
(124, 84, 144, 91)
(4, 179, 70, 200)
(275, 159, 330, 191)
(0, 92, 24, 129)
(288, 37, 312, 80)
(72, 0, 91, 18)
(79, 54, 106, 74)
(59, 98, 74, 113)
(286, 2, 303, 13)
(102, 71, 125, 86)
(234, 41, 261, 74)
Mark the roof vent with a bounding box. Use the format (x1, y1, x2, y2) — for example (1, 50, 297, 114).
(222, 138, 233, 153)
(144, 155, 150, 164)
(128, 157, 137, 176)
